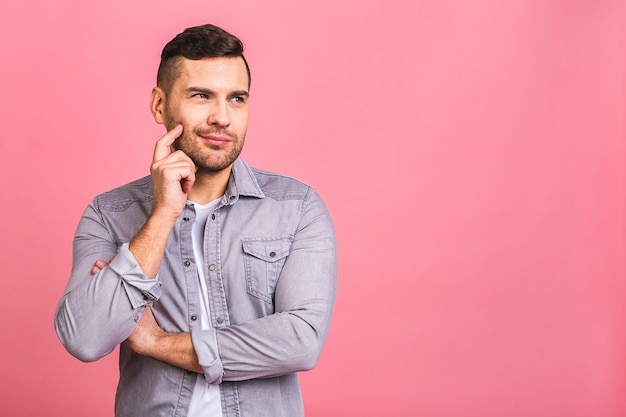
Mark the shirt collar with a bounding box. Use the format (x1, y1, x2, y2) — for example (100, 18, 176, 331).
(223, 158, 265, 205)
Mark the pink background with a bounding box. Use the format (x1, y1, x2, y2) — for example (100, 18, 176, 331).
(1, 1, 625, 416)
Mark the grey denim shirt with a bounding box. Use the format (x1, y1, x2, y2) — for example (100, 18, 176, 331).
(54, 158, 337, 417)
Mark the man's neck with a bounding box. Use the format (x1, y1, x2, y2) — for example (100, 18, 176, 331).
(187, 166, 232, 205)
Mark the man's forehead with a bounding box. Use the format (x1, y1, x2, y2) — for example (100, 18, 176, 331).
(176, 56, 248, 86)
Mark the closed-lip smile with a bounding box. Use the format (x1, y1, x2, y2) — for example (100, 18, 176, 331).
(201, 134, 231, 146)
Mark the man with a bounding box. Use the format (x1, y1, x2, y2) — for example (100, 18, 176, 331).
(55, 24, 337, 417)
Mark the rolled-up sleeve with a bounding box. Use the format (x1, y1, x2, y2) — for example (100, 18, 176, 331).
(110, 243, 162, 309)
(55, 202, 160, 362)
(191, 328, 224, 384)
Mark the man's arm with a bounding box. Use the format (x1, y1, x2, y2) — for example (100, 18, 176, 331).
(55, 125, 197, 362)
(214, 191, 337, 382)
(72, 155, 336, 382)
(130, 124, 192, 278)
(120, 189, 337, 384)
(84, 258, 203, 373)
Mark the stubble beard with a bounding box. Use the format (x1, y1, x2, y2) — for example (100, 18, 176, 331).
(164, 105, 245, 173)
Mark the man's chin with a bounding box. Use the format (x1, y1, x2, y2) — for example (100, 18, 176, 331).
(194, 155, 238, 173)
(196, 164, 233, 174)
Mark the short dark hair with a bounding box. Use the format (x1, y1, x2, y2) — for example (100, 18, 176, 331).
(157, 24, 251, 93)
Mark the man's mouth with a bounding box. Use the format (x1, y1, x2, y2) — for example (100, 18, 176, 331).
(200, 134, 231, 147)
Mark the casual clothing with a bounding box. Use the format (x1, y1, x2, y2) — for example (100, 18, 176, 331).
(188, 198, 223, 417)
(54, 158, 337, 417)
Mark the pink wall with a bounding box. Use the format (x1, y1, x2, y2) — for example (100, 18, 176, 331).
(1, 1, 624, 416)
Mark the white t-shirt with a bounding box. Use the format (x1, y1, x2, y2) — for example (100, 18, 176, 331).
(187, 199, 223, 417)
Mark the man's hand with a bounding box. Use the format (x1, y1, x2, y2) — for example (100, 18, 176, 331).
(91, 258, 114, 275)
(150, 124, 196, 221)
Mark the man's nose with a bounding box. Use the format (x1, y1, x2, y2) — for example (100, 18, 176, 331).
(208, 100, 230, 128)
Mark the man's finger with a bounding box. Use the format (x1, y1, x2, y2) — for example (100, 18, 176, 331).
(181, 169, 196, 194)
(153, 124, 183, 162)
(91, 259, 109, 275)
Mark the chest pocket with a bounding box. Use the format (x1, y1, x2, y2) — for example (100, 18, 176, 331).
(242, 236, 293, 304)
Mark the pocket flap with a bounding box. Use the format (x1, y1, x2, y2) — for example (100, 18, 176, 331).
(242, 237, 292, 262)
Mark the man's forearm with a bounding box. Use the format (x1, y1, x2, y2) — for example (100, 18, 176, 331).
(138, 331, 203, 373)
(129, 214, 177, 278)
(127, 307, 203, 373)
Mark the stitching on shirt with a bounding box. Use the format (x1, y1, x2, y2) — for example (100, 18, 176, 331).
(95, 176, 154, 212)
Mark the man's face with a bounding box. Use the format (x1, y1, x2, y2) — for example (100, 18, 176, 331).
(161, 56, 250, 173)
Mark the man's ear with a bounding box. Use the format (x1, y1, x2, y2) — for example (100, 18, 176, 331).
(150, 87, 166, 125)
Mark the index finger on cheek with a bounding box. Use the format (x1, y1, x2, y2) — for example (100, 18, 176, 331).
(153, 124, 183, 162)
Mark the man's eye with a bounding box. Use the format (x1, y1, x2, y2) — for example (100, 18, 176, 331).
(232, 96, 245, 103)
(193, 93, 208, 99)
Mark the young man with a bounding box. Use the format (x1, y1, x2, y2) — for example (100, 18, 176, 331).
(55, 24, 337, 417)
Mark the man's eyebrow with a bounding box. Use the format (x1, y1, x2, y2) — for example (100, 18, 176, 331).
(230, 90, 250, 97)
(185, 87, 249, 97)
(185, 87, 214, 95)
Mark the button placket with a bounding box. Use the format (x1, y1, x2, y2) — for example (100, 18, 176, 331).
(205, 208, 227, 329)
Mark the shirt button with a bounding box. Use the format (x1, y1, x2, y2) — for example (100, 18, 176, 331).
(211, 213, 216, 220)
(190, 315, 198, 321)
(229, 196, 236, 201)
(208, 264, 216, 271)
(269, 251, 277, 258)
(183, 217, 190, 222)
(216, 317, 224, 324)
(184, 260, 191, 267)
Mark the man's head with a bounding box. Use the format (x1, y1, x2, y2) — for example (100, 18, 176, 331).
(150, 24, 251, 174)
(157, 24, 251, 94)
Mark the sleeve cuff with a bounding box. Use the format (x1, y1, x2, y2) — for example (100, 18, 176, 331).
(191, 328, 224, 384)
(108, 243, 162, 309)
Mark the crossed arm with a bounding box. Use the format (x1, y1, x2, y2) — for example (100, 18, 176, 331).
(104, 124, 201, 373)
(57, 125, 336, 381)
(91, 259, 203, 374)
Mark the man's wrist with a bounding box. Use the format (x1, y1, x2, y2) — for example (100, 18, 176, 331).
(128, 211, 179, 278)
(146, 209, 180, 230)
